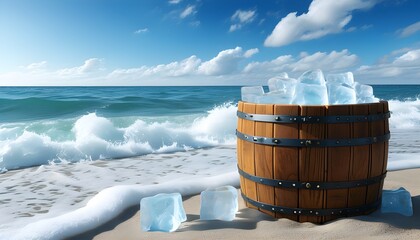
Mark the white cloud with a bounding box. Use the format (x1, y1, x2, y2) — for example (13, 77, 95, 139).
(244, 48, 259, 58)
(168, 0, 181, 4)
(264, 0, 377, 47)
(198, 47, 244, 75)
(397, 21, 420, 38)
(229, 10, 256, 32)
(134, 28, 148, 34)
(25, 61, 47, 71)
(180, 5, 196, 19)
(244, 49, 358, 74)
(356, 48, 420, 83)
(57, 58, 104, 76)
(111, 47, 258, 79)
(110, 56, 202, 78)
(2, 47, 420, 86)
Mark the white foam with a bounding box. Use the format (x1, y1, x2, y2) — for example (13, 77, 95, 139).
(388, 98, 420, 130)
(0, 103, 238, 171)
(3, 171, 239, 240)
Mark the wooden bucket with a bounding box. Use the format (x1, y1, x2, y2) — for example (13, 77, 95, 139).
(236, 101, 390, 223)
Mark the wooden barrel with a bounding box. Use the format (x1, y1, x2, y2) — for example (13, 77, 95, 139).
(236, 101, 390, 224)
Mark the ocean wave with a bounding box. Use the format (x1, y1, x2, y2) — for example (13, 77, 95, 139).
(1, 98, 419, 171)
(0, 103, 238, 171)
(388, 98, 420, 130)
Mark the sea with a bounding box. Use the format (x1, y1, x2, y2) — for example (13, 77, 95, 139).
(0, 85, 419, 239)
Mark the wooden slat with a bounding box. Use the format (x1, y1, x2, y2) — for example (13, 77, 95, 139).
(382, 101, 389, 174)
(299, 106, 326, 223)
(348, 104, 370, 212)
(255, 104, 274, 216)
(325, 105, 351, 222)
(380, 101, 389, 200)
(237, 102, 245, 197)
(366, 102, 385, 207)
(273, 104, 299, 221)
(242, 102, 258, 209)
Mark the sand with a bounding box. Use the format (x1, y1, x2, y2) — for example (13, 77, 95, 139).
(71, 168, 420, 240)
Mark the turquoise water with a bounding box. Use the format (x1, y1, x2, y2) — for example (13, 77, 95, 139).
(0, 85, 419, 122)
(0, 85, 419, 171)
(0, 86, 241, 122)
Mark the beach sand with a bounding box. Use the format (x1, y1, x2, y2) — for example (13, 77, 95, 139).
(71, 168, 420, 240)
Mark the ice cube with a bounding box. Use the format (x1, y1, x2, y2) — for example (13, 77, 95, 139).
(354, 82, 374, 98)
(267, 77, 297, 94)
(256, 91, 293, 104)
(292, 82, 328, 105)
(357, 97, 380, 103)
(326, 72, 355, 86)
(140, 193, 187, 232)
(241, 86, 264, 103)
(353, 83, 379, 103)
(327, 83, 356, 105)
(381, 187, 413, 216)
(200, 185, 238, 221)
(298, 69, 326, 86)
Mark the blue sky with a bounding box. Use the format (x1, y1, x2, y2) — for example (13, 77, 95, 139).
(0, 0, 419, 86)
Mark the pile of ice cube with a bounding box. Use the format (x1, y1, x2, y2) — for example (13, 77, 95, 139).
(242, 69, 379, 105)
(140, 186, 238, 232)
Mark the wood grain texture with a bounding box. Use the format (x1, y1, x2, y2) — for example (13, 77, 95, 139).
(273, 104, 299, 221)
(242, 103, 257, 209)
(254, 104, 275, 216)
(366, 102, 385, 206)
(299, 106, 326, 223)
(325, 105, 351, 221)
(348, 104, 370, 212)
(237, 102, 245, 198)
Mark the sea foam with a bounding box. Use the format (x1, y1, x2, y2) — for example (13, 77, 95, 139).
(2, 171, 239, 240)
(0, 103, 238, 171)
(1, 99, 419, 172)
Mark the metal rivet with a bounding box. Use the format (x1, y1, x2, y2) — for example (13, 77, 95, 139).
(336, 140, 340, 144)
(274, 139, 279, 143)
(278, 182, 282, 185)
(305, 183, 311, 189)
(280, 209, 284, 212)
(245, 136, 248, 139)
(336, 117, 340, 121)
(250, 115, 253, 118)
(317, 185, 320, 189)
(261, 204, 264, 207)
(260, 179, 263, 182)
(294, 211, 297, 214)
(310, 211, 313, 213)
(332, 212, 334, 215)
(292, 183, 296, 187)
(275, 117, 280, 121)
(300, 141, 304, 145)
(306, 140, 312, 145)
(298, 211, 302, 214)
(294, 118, 297, 121)
(272, 207, 275, 211)
(315, 212, 319, 215)
(253, 137, 258, 141)
(317, 118, 320, 122)
(289, 118, 293, 121)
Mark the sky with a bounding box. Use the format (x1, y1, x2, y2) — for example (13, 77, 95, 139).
(0, 0, 419, 86)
